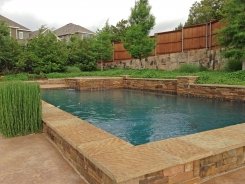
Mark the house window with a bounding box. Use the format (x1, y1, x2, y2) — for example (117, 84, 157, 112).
(19, 32, 24, 39)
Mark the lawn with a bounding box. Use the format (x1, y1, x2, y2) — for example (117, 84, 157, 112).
(2, 69, 245, 86)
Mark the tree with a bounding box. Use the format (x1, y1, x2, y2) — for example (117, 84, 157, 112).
(18, 31, 68, 74)
(174, 23, 184, 31)
(128, 0, 155, 33)
(0, 21, 21, 73)
(92, 22, 114, 63)
(124, 0, 155, 68)
(67, 36, 97, 71)
(218, 0, 245, 71)
(110, 19, 129, 42)
(185, 0, 227, 26)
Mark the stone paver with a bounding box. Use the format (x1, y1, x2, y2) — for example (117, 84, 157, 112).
(0, 134, 86, 184)
(203, 168, 245, 184)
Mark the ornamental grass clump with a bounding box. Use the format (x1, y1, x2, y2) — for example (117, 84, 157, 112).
(0, 82, 42, 137)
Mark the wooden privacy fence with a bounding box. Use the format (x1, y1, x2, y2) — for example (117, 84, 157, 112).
(113, 21, 222, 61)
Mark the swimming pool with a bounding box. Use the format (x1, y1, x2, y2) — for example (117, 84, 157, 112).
(42, 89, 245, 145)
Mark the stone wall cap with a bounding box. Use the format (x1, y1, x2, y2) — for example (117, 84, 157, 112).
(176, 76, 199, 79)
(193, 84, 245, 89)
(67, 77, 123, 80)
(127, 78, 177, 81)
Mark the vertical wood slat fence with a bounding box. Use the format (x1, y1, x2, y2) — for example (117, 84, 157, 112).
(113, 21, 222, 61)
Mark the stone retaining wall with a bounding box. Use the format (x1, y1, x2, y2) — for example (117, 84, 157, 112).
(102, 49, 224, 71)
(123, 78, 177, 94)
(176, 76, 245, 102)
(62, 77, 245, 102)
(65, 77, 123, 91)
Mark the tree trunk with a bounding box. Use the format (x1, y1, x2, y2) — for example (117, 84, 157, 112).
(139, 58, 143, 69)
(100, 61, 103, 71)
(242, 61, 245, 70)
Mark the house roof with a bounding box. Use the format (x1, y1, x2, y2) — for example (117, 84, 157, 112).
(54, 23, 94, 36)
(30, 30, 40, 39)
(0, 14, 30, 31)
(30, 28, 61, 40)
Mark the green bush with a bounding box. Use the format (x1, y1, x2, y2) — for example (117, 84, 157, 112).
(65, 66, 81, 73)
(178, 64, 201, 73)
(224, 60, 242, 71)
(0, 82, 42, 137)
(17, 32, 68, 74)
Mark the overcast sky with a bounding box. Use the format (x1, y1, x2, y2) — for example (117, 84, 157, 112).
(0, 0, 199, 34)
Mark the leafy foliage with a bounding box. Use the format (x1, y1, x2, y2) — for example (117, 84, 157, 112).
(67, 36, 96, 71)
(178, 64, 202, 73)
(218, 0, 245, 71)
(110, 19, 129, 42)
(65, 66, 81, 73)
(0, 82, 42, 137)
(92, 22, 113, 62)
(124, 0, 155, 67)
(17, 32, 68, 74)
(0, 21, 21, 73)
(128, 0, 155, 34)
(124, 24, 155, 61)
(174, 23, 184, 31)
(185, 0, 226, 26)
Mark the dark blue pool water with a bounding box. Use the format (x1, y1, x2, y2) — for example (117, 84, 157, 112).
(42, 89, 245, 145)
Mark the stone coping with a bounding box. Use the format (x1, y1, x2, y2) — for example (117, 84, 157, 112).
(42, 101, 245, 183)
(122, 78, 177, 81)
(68, 77, 123, 80)
(193, 84, 245, 89)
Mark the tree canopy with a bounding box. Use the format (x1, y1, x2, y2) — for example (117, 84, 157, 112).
(18, 32, 68, 74)
(67, 36, 97, 71)
(185, 0, 227, 26)
(0, 21, 20, 73)
(124, 0, 155, 68)
(218, 0, 245, 70)
(93, 22, 114, 62)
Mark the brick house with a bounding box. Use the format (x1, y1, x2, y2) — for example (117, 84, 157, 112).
(54, 23, 94, 41)
(0, 14, 31, 42)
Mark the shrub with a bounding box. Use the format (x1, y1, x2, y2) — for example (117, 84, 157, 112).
(178, 64, 200, 73)
(27, 73, 47, 80)
(66, 66, 81, 73)
(0, 82, 42, 137)
(224, 60, 242, 71)
(17, 32, 68, 74)
(67, 36, 97, 71)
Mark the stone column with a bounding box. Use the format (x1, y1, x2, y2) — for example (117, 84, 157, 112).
(242, 61, 245, 70)
(177, 76, 199, 95)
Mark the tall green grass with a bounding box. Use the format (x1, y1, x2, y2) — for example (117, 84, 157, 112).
(0, 82, 42, 137)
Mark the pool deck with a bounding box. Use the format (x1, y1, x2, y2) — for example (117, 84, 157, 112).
(0, 133, 245, 184)
(42, 100, 245, 184)
(0, 134, 87, 184)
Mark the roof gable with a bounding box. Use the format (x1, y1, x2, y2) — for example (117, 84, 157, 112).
(54, 23, 94, 36)
(0, 14, 30, 31)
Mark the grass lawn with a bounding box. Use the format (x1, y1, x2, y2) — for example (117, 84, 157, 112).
(2, 69, 245, 86)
